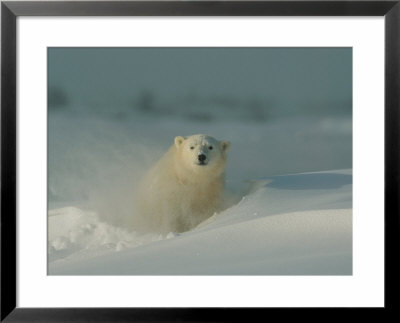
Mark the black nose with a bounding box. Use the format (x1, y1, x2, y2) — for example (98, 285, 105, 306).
(198, 154, 206, 162)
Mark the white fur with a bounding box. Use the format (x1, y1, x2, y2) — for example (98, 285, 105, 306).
(133, 134, 230, 234)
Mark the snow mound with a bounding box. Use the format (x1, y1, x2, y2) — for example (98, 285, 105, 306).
(48, 169, 352, 275)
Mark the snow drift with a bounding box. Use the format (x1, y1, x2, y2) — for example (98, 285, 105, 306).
(48, 169, 352, 275)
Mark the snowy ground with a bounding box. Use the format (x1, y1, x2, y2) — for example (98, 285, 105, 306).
(48, 168, 352, 275)
(48, 111, 352, 275)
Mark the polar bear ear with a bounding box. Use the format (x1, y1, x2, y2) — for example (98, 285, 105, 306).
(221, 141, 231, 152)
(174, 136, 186, 148)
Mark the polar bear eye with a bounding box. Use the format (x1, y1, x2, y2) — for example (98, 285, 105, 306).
(190, 146, 194, 150)
(208, 146, 213, 150)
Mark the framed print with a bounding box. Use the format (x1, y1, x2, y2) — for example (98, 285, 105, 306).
(1, 0, 399, 321)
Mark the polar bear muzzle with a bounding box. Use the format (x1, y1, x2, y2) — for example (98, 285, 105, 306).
(197, 153, 207, 165)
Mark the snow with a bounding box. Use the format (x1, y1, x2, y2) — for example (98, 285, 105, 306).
(48, 112, 352, 205)
(48, 169, 352, 275)
(47, 47, 352, 275)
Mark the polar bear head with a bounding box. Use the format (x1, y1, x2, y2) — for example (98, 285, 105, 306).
(174, 134, 230, 179)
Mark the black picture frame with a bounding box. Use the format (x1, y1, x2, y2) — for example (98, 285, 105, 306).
(1, 1, 399, 321)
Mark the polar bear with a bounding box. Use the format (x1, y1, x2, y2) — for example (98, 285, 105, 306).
(133, 134, 230, 234)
